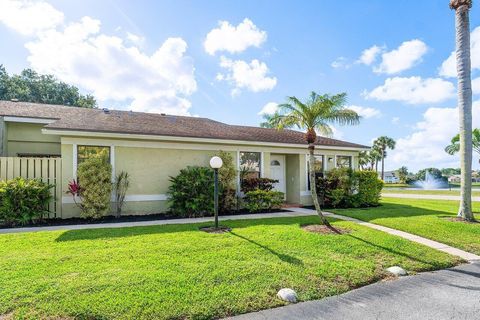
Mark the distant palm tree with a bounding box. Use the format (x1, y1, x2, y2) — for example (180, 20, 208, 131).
(450, 0, 474, 221)
(369, 146, 383, 172)
(445, 129, 480, 161)
(358, 151, 370, 170)
(397, 166, 409, 184)
(264, 92, 360, 227)
(373, 136, 396, 180)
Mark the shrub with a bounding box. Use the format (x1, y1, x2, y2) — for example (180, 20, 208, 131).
(114, 171, 130, 218)
(241, 177, 278, 193)
(76, 157, 112, 219)
(243, 189, 284, 213)
(0, 177, 53, 225)
(168, 166, 214, 218)
(316, 168, 383, 208)
(217, 151, 238, 212)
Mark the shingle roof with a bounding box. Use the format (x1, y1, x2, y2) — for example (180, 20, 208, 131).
(0, 101, 369, 149)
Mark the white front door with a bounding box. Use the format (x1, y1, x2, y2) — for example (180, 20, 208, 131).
(270, 155, 286, 194)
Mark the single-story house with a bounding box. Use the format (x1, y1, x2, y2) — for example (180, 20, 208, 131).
(0, 101, 369, 218)
(381, 171, 399, 184)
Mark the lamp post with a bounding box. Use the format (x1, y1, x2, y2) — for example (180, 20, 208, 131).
(209, 156, 223, 229)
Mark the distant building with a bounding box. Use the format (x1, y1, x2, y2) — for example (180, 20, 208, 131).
(381, 171, 399, 183)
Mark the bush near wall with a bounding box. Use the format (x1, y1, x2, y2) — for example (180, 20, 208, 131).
(0, 177, 52, 226)
(243, 189, 284, 213)
(316, 168, 383, 208)
(77, 157, 112, 219)
(241, 177, 278, 193)
(168, 166, 215, 218)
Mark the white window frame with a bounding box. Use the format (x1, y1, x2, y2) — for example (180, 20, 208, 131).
(335, 155, 353, 169)
(305, 154, 326, 191)
(237, 150, 263, 194)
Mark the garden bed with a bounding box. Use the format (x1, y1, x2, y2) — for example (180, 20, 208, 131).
(0, 209, 292, 229)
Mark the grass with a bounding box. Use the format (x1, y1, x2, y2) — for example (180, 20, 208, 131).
(332, 197, 480, 255)
(0, 216, 461, 320)
(382, 189, 480, 196)
(382, 183, 411, 188)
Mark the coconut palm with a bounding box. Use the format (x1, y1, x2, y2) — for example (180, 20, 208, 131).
(264, 92, 360, 227)
(450, 0, 474, 221)
(373, 136, 396, 180)
(445, 129, 480, 161)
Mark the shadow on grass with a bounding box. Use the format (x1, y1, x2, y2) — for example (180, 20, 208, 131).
(347, 234, 447, 267)
(229, 231, 303, 265)
(55, 216, 322, 242)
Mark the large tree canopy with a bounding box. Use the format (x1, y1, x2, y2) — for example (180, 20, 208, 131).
(0, 66, 96, 108)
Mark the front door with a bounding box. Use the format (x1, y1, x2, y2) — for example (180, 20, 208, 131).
(270, 155, 286, 194)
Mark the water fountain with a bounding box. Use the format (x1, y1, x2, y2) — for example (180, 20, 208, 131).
(414, 171, 447, 189)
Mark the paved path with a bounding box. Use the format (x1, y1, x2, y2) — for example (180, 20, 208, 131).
(383, 192, 480, 201)
(228, 262, 480, 320)
(2, 207, 478, 263)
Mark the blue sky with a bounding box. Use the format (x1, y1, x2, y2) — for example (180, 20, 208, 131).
(0, 0, 479, 171)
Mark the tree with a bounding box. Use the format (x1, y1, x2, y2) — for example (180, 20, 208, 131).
(373, 136, 396, 180)
(0, 65, 96, 108)
(415, 168, 445, 182)
(263, 92, 360, 227)
(358, 151, 370, 170)
(445, 129, 480, 163)
(369, 146, 382, 172)
(450, 0, 474, 221)
(397, 166, 409, 184)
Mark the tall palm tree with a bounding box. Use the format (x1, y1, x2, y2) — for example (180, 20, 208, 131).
(369, 146, 382, 172)
(358, 151, 370, 170)
(264, 92, 360, 227)
(373, 136, 396, 180)
(450, 0, 474, 221)
(445, 129, 480, 162)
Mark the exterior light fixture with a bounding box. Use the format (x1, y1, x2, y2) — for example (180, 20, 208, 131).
(209, 156, 223, 228)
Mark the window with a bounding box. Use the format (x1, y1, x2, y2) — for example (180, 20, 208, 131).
(239, 151, 261, 180)
(336, 155, 352, 169)
(77, 145, 111, 165)
(307, 155, 324, 190)
(270, 160, 281, 166)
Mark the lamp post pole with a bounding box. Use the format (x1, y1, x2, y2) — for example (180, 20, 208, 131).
(209, 156, 223, 230)
(214, 167, 219, 229)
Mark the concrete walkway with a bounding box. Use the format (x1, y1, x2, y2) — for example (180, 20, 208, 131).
(228, 262, 480, 320)
(383, 192, 480, 201)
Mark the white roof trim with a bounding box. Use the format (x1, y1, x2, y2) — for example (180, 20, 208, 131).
(42, 128, 370, 151)
(4, 116, 56, 124)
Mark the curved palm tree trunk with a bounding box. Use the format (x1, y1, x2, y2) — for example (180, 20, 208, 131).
(381, 150, 385, 180)
(454, 3, 474, 221)
(308, 145, 332, 227)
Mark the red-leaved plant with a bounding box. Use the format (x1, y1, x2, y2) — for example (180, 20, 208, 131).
(66, 179, 83, 209)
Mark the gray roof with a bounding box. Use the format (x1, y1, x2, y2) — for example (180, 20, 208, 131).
(0, 101, 369, 149)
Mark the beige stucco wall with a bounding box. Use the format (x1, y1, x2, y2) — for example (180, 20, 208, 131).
(57, 135, 363, 218)
(5, 122, 61, 156)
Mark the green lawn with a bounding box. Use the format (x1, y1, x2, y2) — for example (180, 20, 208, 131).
(382, 189, 480, 196)
(382, 183, 412, 188)
(332, 198, 480, 255)
(0, 216, 461, 320)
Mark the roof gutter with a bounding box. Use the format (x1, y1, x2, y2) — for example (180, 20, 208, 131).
(42, 128, 370, 151)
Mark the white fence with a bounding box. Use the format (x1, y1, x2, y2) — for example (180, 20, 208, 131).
(0, 157, 62, 218)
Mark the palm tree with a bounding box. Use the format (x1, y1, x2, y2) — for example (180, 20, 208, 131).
(369, 146, 382, 172)
(397, 166, 409, 184)
(264, 92, 360, 227)
(445, 128, 480, 162)
(358, 151, 370, 170)
(373, 136, 396, 180)
(450, 0, 474, 221)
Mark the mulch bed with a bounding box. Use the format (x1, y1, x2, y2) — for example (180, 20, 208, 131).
(199, 226, 232, 233)
(0, 209, 292, 229)
(301, 224, 351, 235)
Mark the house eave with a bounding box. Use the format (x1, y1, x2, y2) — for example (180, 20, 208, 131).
(42, 128, 370, 151)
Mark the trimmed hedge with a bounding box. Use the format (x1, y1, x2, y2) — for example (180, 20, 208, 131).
(0, 177, 52, 225)
(316, 168, 383, 208)
(243, 189, 284, 213)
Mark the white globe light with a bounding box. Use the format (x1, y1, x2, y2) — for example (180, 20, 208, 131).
(210, 156, 223, 169)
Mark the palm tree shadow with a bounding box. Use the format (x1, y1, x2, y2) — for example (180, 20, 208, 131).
(347, 234, 444, 267)
(229, 231, 304, 266)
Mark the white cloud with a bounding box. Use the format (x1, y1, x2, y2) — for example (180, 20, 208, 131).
(388, 101, 480, 171)
(473, 77, 480, 95)
(366, 76, 455, 104)
(204, 18, 266, 55)
(258, 102, 278, 115)
(347, 105, 381, 119)
(330, 126, 344, 140)
(391, 117, 400, 124)
(18, 14, 196, 115)
(374, 39, 428, 74)
(439, 27, 480, 77)
(357, 45, 382, 65)
(217, 56, 277, 95)
(126, 32, 145, 47)
(331, 57, 350, 69)
(0, 0, 64, 36)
